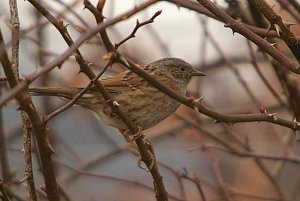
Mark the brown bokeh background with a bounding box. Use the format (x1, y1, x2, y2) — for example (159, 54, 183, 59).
(1, 0, 300, 200)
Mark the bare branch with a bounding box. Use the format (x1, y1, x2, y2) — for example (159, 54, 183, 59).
(0, 27, 60, 201)
(115, 10, 162, 49)
(193, 0, 300, 73)
(250, 0, 300, 64)
(44, 61, 112, 122)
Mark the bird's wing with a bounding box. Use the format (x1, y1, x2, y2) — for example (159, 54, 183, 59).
(99, 72, 132, 94)
(92, 65, 156, 95)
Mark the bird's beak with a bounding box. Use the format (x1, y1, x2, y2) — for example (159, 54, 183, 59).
(191, 70, 206, 76)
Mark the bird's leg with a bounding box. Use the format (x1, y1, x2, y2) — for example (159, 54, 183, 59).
(119, 122, 144, 142)
(144, 138, 156, 170)
(119, 129, 133, 142)
(136, 138, 156, 171)
(131, 123, 144, 141)
(120, 125, 155, 170)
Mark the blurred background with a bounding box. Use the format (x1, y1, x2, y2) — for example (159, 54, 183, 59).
(1, 0, 300, 200)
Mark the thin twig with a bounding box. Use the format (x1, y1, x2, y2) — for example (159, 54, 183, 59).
(9, 0, 38, 200)
(246, 40, 286, 107)
(194, 0, 299, 73)
(2, 0, 300, 134)
(56, 160, 183, 201)
(178, 115, 285, 200)
(181, 173, 207, 201)
(83, 1, 169, 201)
(212, 159, 232, 201)
(114, 10, 162, 49)
(198, 17, 261, 108)
(44, 61, 112, 122)
(250, 0, 300, 63)
(191, 143, 300, 164)
(276, 0, 300, 23)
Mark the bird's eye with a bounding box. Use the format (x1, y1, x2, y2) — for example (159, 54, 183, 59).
(180, 67, 185, 71)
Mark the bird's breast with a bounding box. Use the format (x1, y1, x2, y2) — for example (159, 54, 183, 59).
(117, 79, 184, 129)
(95, 77, 185, 130)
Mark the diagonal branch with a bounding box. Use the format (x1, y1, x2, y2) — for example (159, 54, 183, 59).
(250, 0, 300, 64)
(44, 61, 112, 122)
(192, 0, 300, 73)
(84, 1, 168, 200)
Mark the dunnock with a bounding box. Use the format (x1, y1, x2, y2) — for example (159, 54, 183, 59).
(30, 58, 205, 130)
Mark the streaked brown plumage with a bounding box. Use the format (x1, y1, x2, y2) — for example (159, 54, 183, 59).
(30, 58, 205, 130)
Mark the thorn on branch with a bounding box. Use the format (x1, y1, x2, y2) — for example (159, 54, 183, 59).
(283, 20, 296, 29)
(260, 105, 278, 120)
(274, 24, 282, 36)
(213, 119, 219, 123)
(19, 175, 26, 184)
(57, 20, 65, 29)
(64, 23, 70, 29)
(195, 96, 205, 103)
(266, 112, 278, 120)
(292, 118, 299, 130)
(193, 96, 205, 112)
(113, 100, 120, 106)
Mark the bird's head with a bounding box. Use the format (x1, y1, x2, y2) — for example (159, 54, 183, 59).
(152, 58, 205, 86)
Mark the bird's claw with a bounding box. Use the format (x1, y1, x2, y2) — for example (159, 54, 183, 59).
(121, 124, 144, 143)
(132, 124, 144, 141)
(135, 138, 156, 171)
(121, 125, 155, 171)
(136, 149, 155, 171)
(144, 139, 156, 171)
(136, 154, 145, 170)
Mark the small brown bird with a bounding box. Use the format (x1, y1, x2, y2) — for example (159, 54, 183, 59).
(30, 58, 205, 130)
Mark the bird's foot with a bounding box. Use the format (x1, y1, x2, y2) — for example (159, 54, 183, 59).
(145, 139, 156, 170)
(136, 139, 156, 171)
(136, 150, 155, 171)
(120, 124, 143, 143)
(121, 130, 133, 142)
(131, 124, 144, 141)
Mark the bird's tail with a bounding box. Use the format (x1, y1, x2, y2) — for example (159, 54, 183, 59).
(29, 87, 81, 100)
(29, 87, 101, 111)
